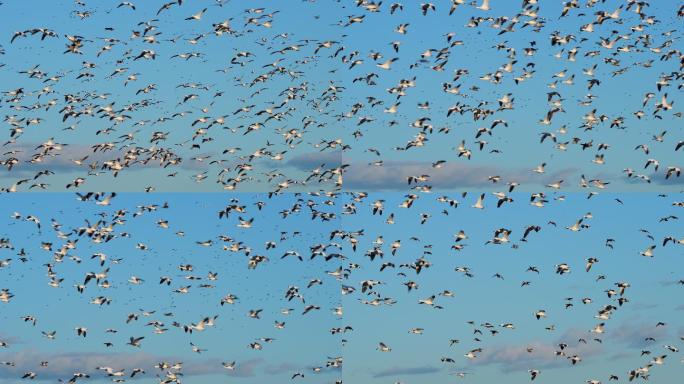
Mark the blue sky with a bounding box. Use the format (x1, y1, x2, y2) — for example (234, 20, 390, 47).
(341, 191, 684, 383)
(0, 193, 342, 383)
(338, 0, 683, 191)
(2, 192, 682, 383)
(0, 0, 344, 191)
(0, 0, 681, 191)
(0, 0, 682, 383)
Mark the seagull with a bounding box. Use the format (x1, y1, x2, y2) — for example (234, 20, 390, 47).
(186, 8, 207, 21)
(528, 369, 540, 380)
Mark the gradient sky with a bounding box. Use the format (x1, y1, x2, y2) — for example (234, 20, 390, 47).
(0, 192, 683, 383)
(0, 0, 681, 191)
(341, 191, 684, 383)
(339, 0, 683, 192)
(0, 193, 341, 383)
(0, 0, 344, 191)
(0, 0, 682, 383)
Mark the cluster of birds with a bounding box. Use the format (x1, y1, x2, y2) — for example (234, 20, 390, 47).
(1, 0, 348, 192)
(0, 193, 344, 383)
(0, 191, 682, 383)
(0, 0, 683, 383)
(341, 191, 684, 383)
(0, 0, 681, 191)
(339, 0, 683, 190)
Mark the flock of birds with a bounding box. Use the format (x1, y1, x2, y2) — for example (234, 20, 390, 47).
(0, 0, 683, 383)
(0, 192, 683, 383)
(0, 0, 681, 191)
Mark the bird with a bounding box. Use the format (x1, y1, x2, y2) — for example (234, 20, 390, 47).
(185, 8, 207, 21)
(528, 369, 540, 380)
(126, 336, 144, 347)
